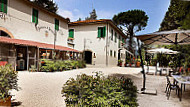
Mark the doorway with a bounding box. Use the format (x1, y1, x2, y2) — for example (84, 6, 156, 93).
(84, 51, 92, 64)
(16, 46, 27, 71)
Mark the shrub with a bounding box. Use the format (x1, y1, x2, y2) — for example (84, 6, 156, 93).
(62, 72, 138, 106)
(0, 65, 18, 100)
(39, 59, 86, 72)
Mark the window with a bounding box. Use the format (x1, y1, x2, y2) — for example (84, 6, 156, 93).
(115, 32, 117, 43)
(114, 51, 116, 58)
(118, 36, 121, 48)
(0, 0, 7, 13)
(111, 29, 113, 40)
(69, 29, 74, 38)
(98, 27, 106, 38)
(32, 8, 38, 24)
(110, 50, 112, 57)
(55, 18, 59, 31)
(122, 38, 125, 43)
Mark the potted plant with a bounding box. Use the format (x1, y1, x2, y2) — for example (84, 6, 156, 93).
(118, 59, 123, 67)
(136, 59, 141, 67)
(0, 64, 18, 106)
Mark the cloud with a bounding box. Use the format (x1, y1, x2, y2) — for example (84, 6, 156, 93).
(58, 9, 74, 20)
(97, 10, 115, 19)
(58, 9, 85, 21)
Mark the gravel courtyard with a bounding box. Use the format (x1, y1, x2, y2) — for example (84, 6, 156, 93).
(11, 67, 190, 107)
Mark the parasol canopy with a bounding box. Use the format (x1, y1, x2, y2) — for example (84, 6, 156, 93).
(136, 29, 190, 45)
(147, 48, 179, 54)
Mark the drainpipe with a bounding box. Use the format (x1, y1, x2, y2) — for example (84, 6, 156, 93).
(106, 22, 109, 66)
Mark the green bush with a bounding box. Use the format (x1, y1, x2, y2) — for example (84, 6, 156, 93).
(62, 72, 138, 107)
(39, 59, 86, 72)
(0, 65, 18, 100)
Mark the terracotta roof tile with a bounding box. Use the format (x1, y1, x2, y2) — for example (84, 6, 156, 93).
(0, 37, 79, 52)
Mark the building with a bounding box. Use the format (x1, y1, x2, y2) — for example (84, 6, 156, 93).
(0, 0, 81, 71)
(68, 19, 127, 66)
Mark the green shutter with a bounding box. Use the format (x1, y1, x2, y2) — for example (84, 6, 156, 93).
(122, 38, 125, 43)
(55, 19, 59, 31)
(1, 0, 7, 13)
(98, 27, 101, 38)
(103, 26, 106, 37)
(69, 29, 74, 38)
(32, 9, 38, 24)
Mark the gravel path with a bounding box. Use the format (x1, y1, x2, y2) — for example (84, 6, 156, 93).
(11, 67, 190, 107)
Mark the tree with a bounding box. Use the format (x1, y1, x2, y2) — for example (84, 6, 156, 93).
(159, 0, 190, 31)
(113, 10, 148, 52)
(85, 9, 97, 20)
(32, 0, 58, 13)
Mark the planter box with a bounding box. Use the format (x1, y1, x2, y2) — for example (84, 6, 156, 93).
(0, 96, 11, 106)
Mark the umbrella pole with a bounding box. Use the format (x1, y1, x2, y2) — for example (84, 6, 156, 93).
(137, 39, 146, 91)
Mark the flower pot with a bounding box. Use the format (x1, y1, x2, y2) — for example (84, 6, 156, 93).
(136, 61, 141, 67)
(0, 96, 11, 106)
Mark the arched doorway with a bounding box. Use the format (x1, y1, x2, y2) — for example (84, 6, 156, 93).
(0, 27, 14, 38)
(84, 51, 92, 64)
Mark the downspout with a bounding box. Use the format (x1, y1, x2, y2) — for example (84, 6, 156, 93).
(106, 22, 109, 66)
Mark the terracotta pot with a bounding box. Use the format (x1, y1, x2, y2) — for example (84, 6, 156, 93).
(136, 61, 141, 67)
(0, 96, 11, 106)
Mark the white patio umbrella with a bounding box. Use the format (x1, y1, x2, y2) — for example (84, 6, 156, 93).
(135, 29, 190, 93)
(147, 48, 179, 54)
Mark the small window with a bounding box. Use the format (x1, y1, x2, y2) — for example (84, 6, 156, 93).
(0, 0, 7, 13)
(115, 32, 117, 43)
(55, 18, 59, 31)
(114, 51, 116, 58)
(111, 29, 113, 40)
(69, 29, 74, 38)
(98, 27, 106, 38)
(32, 8, 38, 24)
(122, 38, 125, 43)
(110, 50, 112, 57)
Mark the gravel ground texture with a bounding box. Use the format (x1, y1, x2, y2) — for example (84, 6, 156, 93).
(11, 66, 190, 107)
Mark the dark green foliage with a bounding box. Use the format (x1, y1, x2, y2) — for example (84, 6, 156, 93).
(39, 59, 86, 72)
(160, 0, 190, 31)
(32, 0, 58, 13)
(0, 65, 18, 100)
(62, 72, 138, 107)
(113, 10, 148, 52)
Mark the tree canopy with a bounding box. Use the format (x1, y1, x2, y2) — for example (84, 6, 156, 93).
(32, 0, 58, 13)
(159, 0, 190, 31)
(85, 9, 97, 20)
(113, 10, 148, 52)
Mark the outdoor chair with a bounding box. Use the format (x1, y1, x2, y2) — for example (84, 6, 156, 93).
(165, 76, 180, 100)
(155, 63, 162, 75)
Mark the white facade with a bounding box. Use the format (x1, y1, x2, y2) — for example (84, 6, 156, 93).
(0, 0, 69, 46)
(69, 21, 126, 66)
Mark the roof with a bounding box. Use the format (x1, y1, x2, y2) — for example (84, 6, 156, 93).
(22, 0, 70, 23)
(69, 19, 127, 38)
(0, 37, 80, 52)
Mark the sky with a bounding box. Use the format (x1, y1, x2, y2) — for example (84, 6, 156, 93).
(54, 0, 171, 35)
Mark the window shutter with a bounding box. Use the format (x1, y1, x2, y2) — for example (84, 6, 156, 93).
(103, 26, 106, 37)
(69, 29, 74, 38)
(98, 27, 101, 38)
(32, 9, 38, 24)
(55, 19, 59, 31)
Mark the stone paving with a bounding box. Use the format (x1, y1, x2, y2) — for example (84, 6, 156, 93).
(11, 66, 190, 107)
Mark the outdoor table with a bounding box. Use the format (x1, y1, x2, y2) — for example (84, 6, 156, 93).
(172, 75, 190, 101)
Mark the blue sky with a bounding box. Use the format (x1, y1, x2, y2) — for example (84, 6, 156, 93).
(54, 0, 170, 35)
